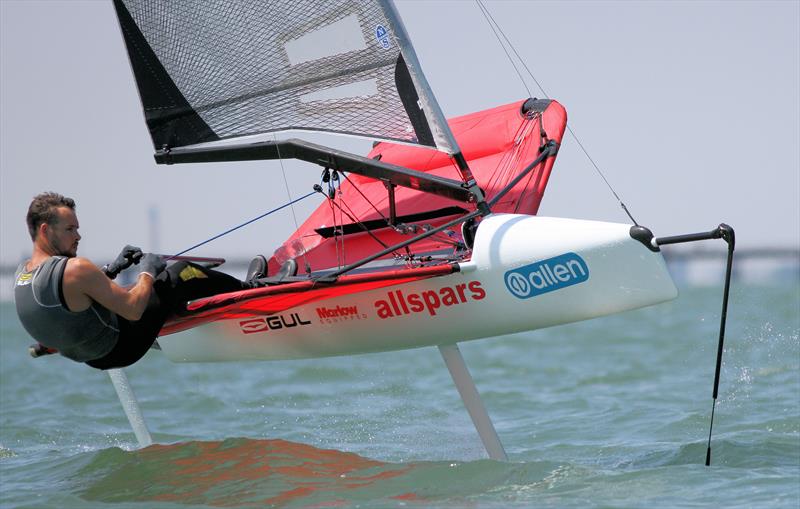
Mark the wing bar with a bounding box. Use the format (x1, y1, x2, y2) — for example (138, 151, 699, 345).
(155, 139, 475, 203)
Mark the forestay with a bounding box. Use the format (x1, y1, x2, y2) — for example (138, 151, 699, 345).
(113, 0, 459, 154)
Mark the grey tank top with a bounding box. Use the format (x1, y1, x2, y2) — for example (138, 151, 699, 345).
(14, 256, 119, 362)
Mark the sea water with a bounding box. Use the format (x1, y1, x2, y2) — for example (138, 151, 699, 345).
(1, 283, 798, 508)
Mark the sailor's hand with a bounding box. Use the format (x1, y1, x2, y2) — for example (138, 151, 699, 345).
(139, 253, 166, 279)
(102, 245, 144, 279)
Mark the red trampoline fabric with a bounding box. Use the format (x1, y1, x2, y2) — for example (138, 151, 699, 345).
(161, 264, 455, 336)
(267, 99, 567, 274)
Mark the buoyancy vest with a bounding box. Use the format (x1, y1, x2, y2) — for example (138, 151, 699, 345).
(14, 256, 119, 362)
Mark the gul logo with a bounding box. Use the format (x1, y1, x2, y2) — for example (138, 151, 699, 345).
(15, 272, 32, 286)
(374, 281, 486, 319)
(239, 313, 311, 335)
(504, 252, 589, 299)
(316, 305, 367, 323)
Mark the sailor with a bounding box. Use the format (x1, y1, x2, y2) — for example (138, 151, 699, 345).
(14, 192, 270, 370)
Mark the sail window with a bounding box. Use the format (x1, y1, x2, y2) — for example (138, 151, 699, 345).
(284, 14, 367, 66)
(300, 79, 378, 103)
(113, 0, 456, 151)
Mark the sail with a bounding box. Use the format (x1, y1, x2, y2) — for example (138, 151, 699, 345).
(112, 0, 458, 153)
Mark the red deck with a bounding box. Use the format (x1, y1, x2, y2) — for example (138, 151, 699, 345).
(161, 264, 456, 336)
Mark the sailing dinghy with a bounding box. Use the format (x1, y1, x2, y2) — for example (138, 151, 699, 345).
(112, 0, 676, 361)
(36, 0, 736, 462)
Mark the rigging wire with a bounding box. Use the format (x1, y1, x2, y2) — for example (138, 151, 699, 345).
(276, 143, 301, 231)
(316, 186, 393, 251)
(171, 191, 315, 258)
(275, 134, 312, 273)
(341, 173, 392, 226)
(335, 173, 456, 261)
(475, 0, 639, 225)
(512, 118, 541, 213)
(475, 0, 532, 99)
(334, 173, 347, 266)
(339, 172, 416, 257)
(486, 114, 535, 201)
(323, 183, 343, 268)
(319, 168, 350, 268)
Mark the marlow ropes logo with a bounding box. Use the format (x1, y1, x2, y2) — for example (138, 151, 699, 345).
(504, 253, 589, 299)
(316, 305, 367, 323)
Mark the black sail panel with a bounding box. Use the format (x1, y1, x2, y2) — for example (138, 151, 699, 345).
(394, 54, 435, 148)
(112, 0, 219, 149)
(111, 0, 459, 153)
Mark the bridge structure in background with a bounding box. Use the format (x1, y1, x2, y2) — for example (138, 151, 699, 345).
(661, 246, 799, 261)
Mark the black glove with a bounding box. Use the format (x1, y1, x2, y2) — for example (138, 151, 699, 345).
(102, 245, 143, 279)
(139, 253, 166, 279)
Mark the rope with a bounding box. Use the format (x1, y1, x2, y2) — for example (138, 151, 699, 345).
(317, 188, 393, 250)
(276, 139, 301, 231)
(341, 172, 399, 229)
(324, 187, 343, 268)
(276, 134, 312, 273)
(475, 0, 639, 225)
(171, 192, 315, 258)
(475, 0, 532, 99)
(334, 178, 346, 266)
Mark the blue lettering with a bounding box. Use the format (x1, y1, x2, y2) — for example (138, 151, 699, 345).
(504, 253, 589, 299)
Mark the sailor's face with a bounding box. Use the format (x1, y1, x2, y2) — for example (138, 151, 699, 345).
(44, 207, 81, 257)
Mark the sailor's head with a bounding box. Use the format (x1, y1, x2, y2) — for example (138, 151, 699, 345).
(27, 192, 81, 257)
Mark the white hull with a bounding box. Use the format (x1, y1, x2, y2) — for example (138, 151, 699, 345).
(159, 214, 678, 362)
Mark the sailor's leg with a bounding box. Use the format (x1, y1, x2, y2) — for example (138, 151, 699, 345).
(438, 343, 508, 461)
(108, 368, 153, 448)
(159, 262, 246, 312)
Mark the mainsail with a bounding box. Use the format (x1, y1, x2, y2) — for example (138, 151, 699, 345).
(112, 0, 568, 278)
(113, 0, 459, 154)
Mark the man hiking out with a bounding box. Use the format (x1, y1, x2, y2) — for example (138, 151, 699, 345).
(14, 192, 270, 369)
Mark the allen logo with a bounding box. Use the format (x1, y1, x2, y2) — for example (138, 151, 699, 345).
(504, 252, 589, 299)
(239, 313, 312, 335)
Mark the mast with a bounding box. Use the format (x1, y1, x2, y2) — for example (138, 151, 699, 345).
(380, 0, 488, 208)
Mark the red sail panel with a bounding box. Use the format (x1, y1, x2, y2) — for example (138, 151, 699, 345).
(160, 264, 456, 336)
(268, 99, 567, 274)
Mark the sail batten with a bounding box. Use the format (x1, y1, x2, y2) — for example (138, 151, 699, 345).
(113, 0, 460, 157)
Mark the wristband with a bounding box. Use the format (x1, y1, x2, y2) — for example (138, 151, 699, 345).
(138, 272, 155, 282)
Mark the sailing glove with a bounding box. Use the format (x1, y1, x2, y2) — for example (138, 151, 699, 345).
(102, 245, 143, 279)
(139, 254, 166, 279)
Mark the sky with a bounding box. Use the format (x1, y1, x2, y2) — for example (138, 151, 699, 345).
(1, 0, 798, 270)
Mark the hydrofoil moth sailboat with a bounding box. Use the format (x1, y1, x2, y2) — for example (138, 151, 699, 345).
(35, 0, 736, 463)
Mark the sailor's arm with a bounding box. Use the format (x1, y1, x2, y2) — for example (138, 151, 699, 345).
(63, 256, 163, 321)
